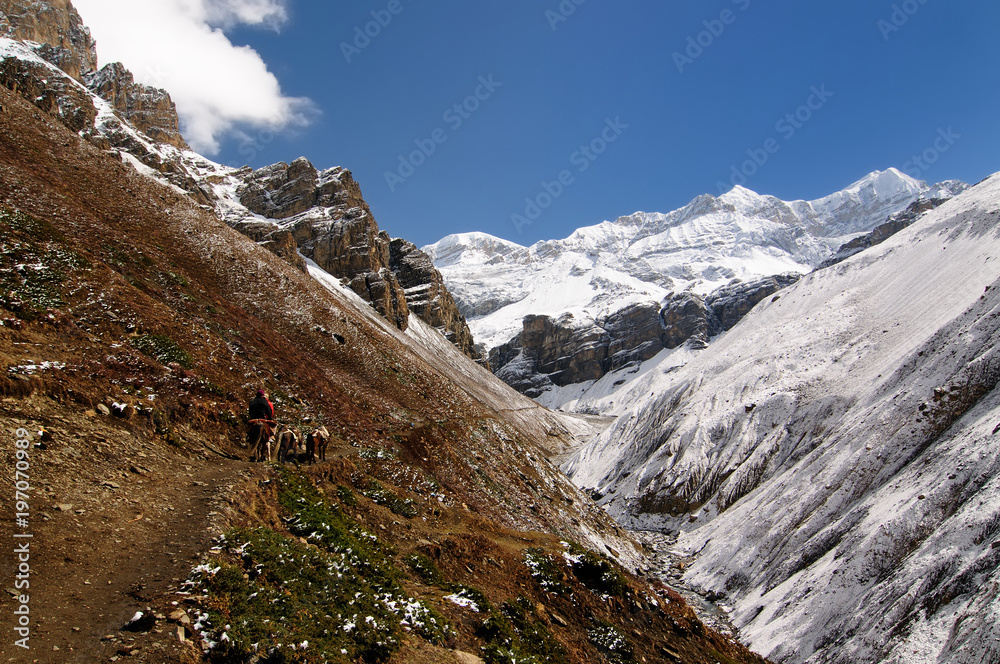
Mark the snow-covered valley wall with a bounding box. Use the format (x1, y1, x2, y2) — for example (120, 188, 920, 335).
(563, 173, 1000, 663)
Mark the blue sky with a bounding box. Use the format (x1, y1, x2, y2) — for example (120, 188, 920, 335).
(91, 1, 1000, 248)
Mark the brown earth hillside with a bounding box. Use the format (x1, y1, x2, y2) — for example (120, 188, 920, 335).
(0, 83, 769, 664)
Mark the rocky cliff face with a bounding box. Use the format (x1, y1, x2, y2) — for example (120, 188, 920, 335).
(0, 0, 96, 81)
(84, 62, 188, 149)
(0, 0, 189, 154)
(237, 157, 358, 219)
(818, 197, 952, 269)
(389, 238, 481, 362)
(234, 159, 480, 357)
(705, 273, 802, 332)
(491, 303, 673, 397)
(659, 274, 802, 348)
(660, 293, 711, 350)
(0, 49, 96, 131)
(235, 159, 410, 330)
(492, 275, 802, 399)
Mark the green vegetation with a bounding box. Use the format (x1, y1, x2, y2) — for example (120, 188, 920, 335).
(477, 597, 568, 664)
(161, 270, 189, 287)
(563, 542, 630, 599)
(336, 484, 358, 507)
(187, 469, 451, 663)
(196, 377, 226, 397)
(444, 584, 491, 613)
(361, 480, 418, 519)
(131, 333, 193, 368)
(151, 409, 183, 448)
(523, 548, 571, 596)
(587, 619, 635, 664)
(404, 552, 443, 587)
(0, 208, 88, 317)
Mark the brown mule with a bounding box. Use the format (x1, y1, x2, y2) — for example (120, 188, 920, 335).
(305, 426, 329, 464)
(247, 419, 274, 462)
(275, 427, 299, 463)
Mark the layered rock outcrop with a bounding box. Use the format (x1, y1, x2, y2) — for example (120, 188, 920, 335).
(234, 159, 480, 359)
(237, 157, 356, 219)
(84, 62, 187, 149)
(0, 0, 96, 81)
(0, 0, 188, 153)
(235, 159, 409, 330)
(704, 273, 801, 332)
(492, 274, 802, 398)
(492, 314, 608, 398)
(491, 303, 672, 397)
(389, 238, 480, 362)
(660, 294, 711, 349)
(0, 52, 96, 131)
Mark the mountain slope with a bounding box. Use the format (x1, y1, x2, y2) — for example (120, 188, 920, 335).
(563, 173, 1000, 663)
(426, 171, 968, 409)
(0, 69, 778, 664)
(0, 1, 480, 362)
(0, 4, 777, 661)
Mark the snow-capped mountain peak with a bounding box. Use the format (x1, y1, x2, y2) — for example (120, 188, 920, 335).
(426, 169, 968, 357)
(423, 231, 527, 267)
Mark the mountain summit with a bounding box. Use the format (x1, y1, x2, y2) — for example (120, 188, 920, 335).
(426, 169, 968, 408)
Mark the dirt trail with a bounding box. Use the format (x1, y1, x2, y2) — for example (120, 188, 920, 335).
(1, 394, 251, 663)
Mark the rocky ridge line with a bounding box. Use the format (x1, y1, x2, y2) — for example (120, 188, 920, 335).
(0, 0, 186, 148)
(232, 158, 482, 360)
(0, 0, 481, 361)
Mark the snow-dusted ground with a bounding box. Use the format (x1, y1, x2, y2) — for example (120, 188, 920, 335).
(563, 173, 1000, 663)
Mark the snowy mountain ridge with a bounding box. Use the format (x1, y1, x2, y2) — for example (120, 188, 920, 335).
(426, 169, 966, 352)
(563, 173, 1000, 663)
(425, 169, 968, 409)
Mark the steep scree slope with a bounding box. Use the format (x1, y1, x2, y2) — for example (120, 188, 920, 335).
(564, 174, 1000, 663)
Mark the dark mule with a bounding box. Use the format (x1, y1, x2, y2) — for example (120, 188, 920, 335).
(306, 426, 330, 464)
(247, 419, 274, 462)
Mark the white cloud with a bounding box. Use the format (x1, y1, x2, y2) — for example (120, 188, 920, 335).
(204, 0, 288, 29)
(73, 0, 315, 155)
